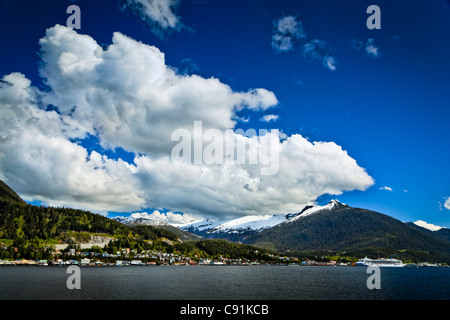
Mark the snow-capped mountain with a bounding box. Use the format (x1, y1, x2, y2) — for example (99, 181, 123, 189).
(111, 200, 450, 262)
(178, 218, 219, 233)
(113, 200, 345, 240)
(183, 200, 348, 241)
(112, 209, 205, 228)
(112, 216, 171, 227)
(284, 199, 345, 223)
(182, 214, 288, 235)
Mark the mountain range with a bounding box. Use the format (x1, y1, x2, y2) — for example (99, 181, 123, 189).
(1, 179, 450, 263)
(114, 200, 450, 263)
(114, 201, 343, 237)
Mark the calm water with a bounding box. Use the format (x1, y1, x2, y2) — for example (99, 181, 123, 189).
(0, 265, 449, 300)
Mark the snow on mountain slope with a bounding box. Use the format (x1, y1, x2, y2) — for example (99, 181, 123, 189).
(113, 200, 344, 235)
(112, 216, 139, 225)
(179, 200, 344, 234)
(112, 216, 171, 226)
(208, 214, 288, 234)
(178, 219, 219, 232)
(112, 210, 204, 227)
(285, 199, 345, 223)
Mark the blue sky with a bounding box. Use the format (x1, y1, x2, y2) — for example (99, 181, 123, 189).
(0, 0, 449, 228)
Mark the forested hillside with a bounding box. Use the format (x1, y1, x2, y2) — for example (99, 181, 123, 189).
(0, 199, 178, 241)
(0, 180, 274, 263)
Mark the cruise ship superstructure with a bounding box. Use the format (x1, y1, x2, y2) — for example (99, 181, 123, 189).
(356, 257, 404, 267)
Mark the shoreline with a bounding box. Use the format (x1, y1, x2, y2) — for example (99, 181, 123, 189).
(1, 259, 448, 268)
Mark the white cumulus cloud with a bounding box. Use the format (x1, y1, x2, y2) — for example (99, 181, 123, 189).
(445, 197, 450, 210)
(132, 134, 374, 218)
(413, 220, 443, 231)
(130, 210, 203, 225)
(38, 25, 278, 157)
(0, 72, 145, 213)
(0, 25, 374, 219)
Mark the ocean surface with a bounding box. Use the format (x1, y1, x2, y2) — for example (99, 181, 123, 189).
(0, 265, 449, 300)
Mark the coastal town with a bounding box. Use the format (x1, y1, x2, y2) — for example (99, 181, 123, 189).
(1, 247, 448, 267)
(0, 246, 305, 266)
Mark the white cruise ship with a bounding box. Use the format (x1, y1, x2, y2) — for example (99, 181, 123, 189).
(356, 257, 404, 267)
